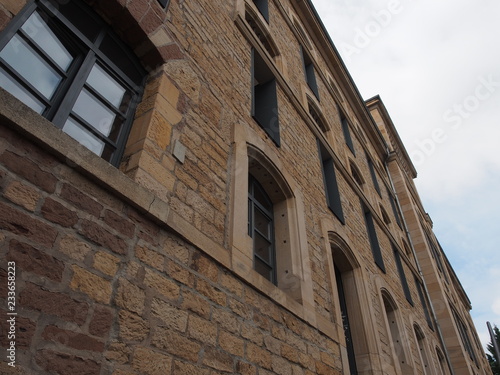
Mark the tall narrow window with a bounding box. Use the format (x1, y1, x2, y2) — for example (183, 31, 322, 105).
(341, 112, 355, 155)
(387, 188, 402, 228)
(382, 293, 407, 371)
(0, 0, 146, 166)
(335, 265, 358, 374)
(300, 46, 319, 100)
(251, 48, 280, 146)
(452, 309, 477, 363)
(318, 140, 344, 224)
(393, 246, 413, 305)
(252, 0, 269, 22)
(415, 276, 433, 330)
(367, 155, 381, 196)
(363, 204, 385, 272)
(248, 175, 276, 284)
(414, 325, 431, 375)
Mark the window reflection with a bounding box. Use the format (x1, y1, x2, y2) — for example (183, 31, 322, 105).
(0, 69, 45, 113)
(63, 118, 104, 156)
(0, 35, 61, 99)
(72, 89, 117, 137)
(87, 64, 126, 108)
(21, 12, 73, 71)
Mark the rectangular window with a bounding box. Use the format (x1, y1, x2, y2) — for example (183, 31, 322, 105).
(341, 112, 355, 155)
(415, 276, 433, 330)
(363, 204, 385, 272)
(318, 140, 344, 224)
(393, 246, 413, 305)
(251, 48, 280, 146)
(367, 155, 381, 196)
(387, 188, 402, 228)
(300, 46, 319, 100)
(252, 0, 269, 22)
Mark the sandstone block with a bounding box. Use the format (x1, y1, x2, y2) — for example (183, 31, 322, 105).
(70, 265, 112, 304)
(4, 180, 40, 211)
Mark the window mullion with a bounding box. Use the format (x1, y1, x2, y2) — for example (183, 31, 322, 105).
(51, 51, 96, 128)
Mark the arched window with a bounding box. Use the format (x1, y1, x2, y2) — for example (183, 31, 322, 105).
(0, 0, 145, 166)
(414, 324, 431, 375)
(381, 291, 408, 372)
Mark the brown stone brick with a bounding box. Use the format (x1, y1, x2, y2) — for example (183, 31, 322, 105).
(132, 346, 172, 375)
(3, 180, 40, 211)
(42, 325, 105, 352)
(196, 279, 226, 306)
(315, 361, 341, 375)
(167, 261, 195, 288)
(58, 235, 92, 261)
(187, 314, 217, 345)
(180, 289, 211, 318)
(0, 150, 57, 192)
(172, 360, 210, 375)
(236, 361, 257, 375)
(89, 305, 114, 337)
(151, 326, 201, 362)
(19, 283, 88, 325)
(264, 335, 281, 355)
(203, 346, 234, 372)
(212, 306, 240, 334)
(190, 252, 218, 282)
(282, 344, 300, 364)
(144, 268, 180, 301)
(139, 8, 164, 38)
(80, 219, 127, 255)
(118, 310, 149, 341)
(93, 251, 120, 276)
(8, 239, 64, 281)
(0, 312, 35, 348)
(103, 209, 135, 238)
(115, 278, 145, 315)
(41, 197, 79, 227)
(219, 330, 245, 358)
(229, 298, 252, 319)
(135, 244, 164, 270)
(0, 201, 58, 248)
(151, 298, 188, 332)
(241, 323, 264, 345)
(219, 271, 244, 298)
(272, 355, 292, 375)
(246, 342, 272, 370)
(60, 184, 103, 217)
(70, 265, 112, 304)
(35, 349, 101, 375)
(104, 341, 131, 364)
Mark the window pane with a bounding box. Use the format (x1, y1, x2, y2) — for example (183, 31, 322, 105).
(72, 89, 118, 137)
(254, 207, 271, 238)
(254, 232, 272, 263)
(21, 11, 73, 71)
(254, 258, 272, 281)
(0, 35, 61, 99)
(63, 117, 104, 156)
(87, 64, 126, 108)
(253, 183, 272, 212)
(0, 69, 45, 113)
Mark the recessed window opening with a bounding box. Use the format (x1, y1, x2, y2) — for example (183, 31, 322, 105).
(252, 0, 269, 22)
(414, 324, 431, 375)
(300, 46, 319, 100)
(308, 98, 328, 133)
(363, 203, 385, 272)
(318, 140, 344, 224)
(350, 161, 364, 187)
(382, 292, 407, 370)
(341, 111, 355, 155)
(380, 205, 391, 225)
(245, 8, 278, 57)
(393, 245, 413, 305)
(251, 48, 279, 146)
(0, 0, 146, 166)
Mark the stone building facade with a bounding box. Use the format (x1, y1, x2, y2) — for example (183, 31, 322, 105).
(0, 0, 491, 374)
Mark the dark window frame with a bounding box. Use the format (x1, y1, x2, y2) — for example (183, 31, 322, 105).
(318, 140, 345, 224)
(252, 0, 269, 22)
(248, 174, 277, 284)
(300, 45, 319, 100)
(251, 48, 280, 147)
(0, 0, 146, 167)
(393, 246, 413, 305)
(367, 155, 381, 196)
(363, 204, 385, 272)
(340, 111, 355, 155)
(387, 188, 403, 229)
(415, 276, 433, 330)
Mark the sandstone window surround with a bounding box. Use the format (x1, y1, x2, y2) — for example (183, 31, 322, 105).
(0, 0, 146, 167)
(414, 324, 432, 375)
(229, 121, 315, 325)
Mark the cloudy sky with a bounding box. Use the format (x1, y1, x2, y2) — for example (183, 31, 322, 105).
(310, 0, 500, 352)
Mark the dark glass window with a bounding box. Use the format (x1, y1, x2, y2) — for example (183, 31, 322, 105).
(248, 175, 276, 284)
(367, 155, 381, 196)
(415, 276, 433, 330)
(0, 0, 145, 166)
(318, 140, 345, 224)
(252, 0, 269, 22)
(251, 48, 279, 146)
(393, 246, 413, 305)
(341, 112, 355, 155)
(157, 0, 171, 9)
(301, 46, 319, 100)
(387, 188, 403, 229)
(363, 204, 385, 272)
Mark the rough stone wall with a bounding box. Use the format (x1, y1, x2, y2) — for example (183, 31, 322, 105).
(0, 124, 343, 374)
